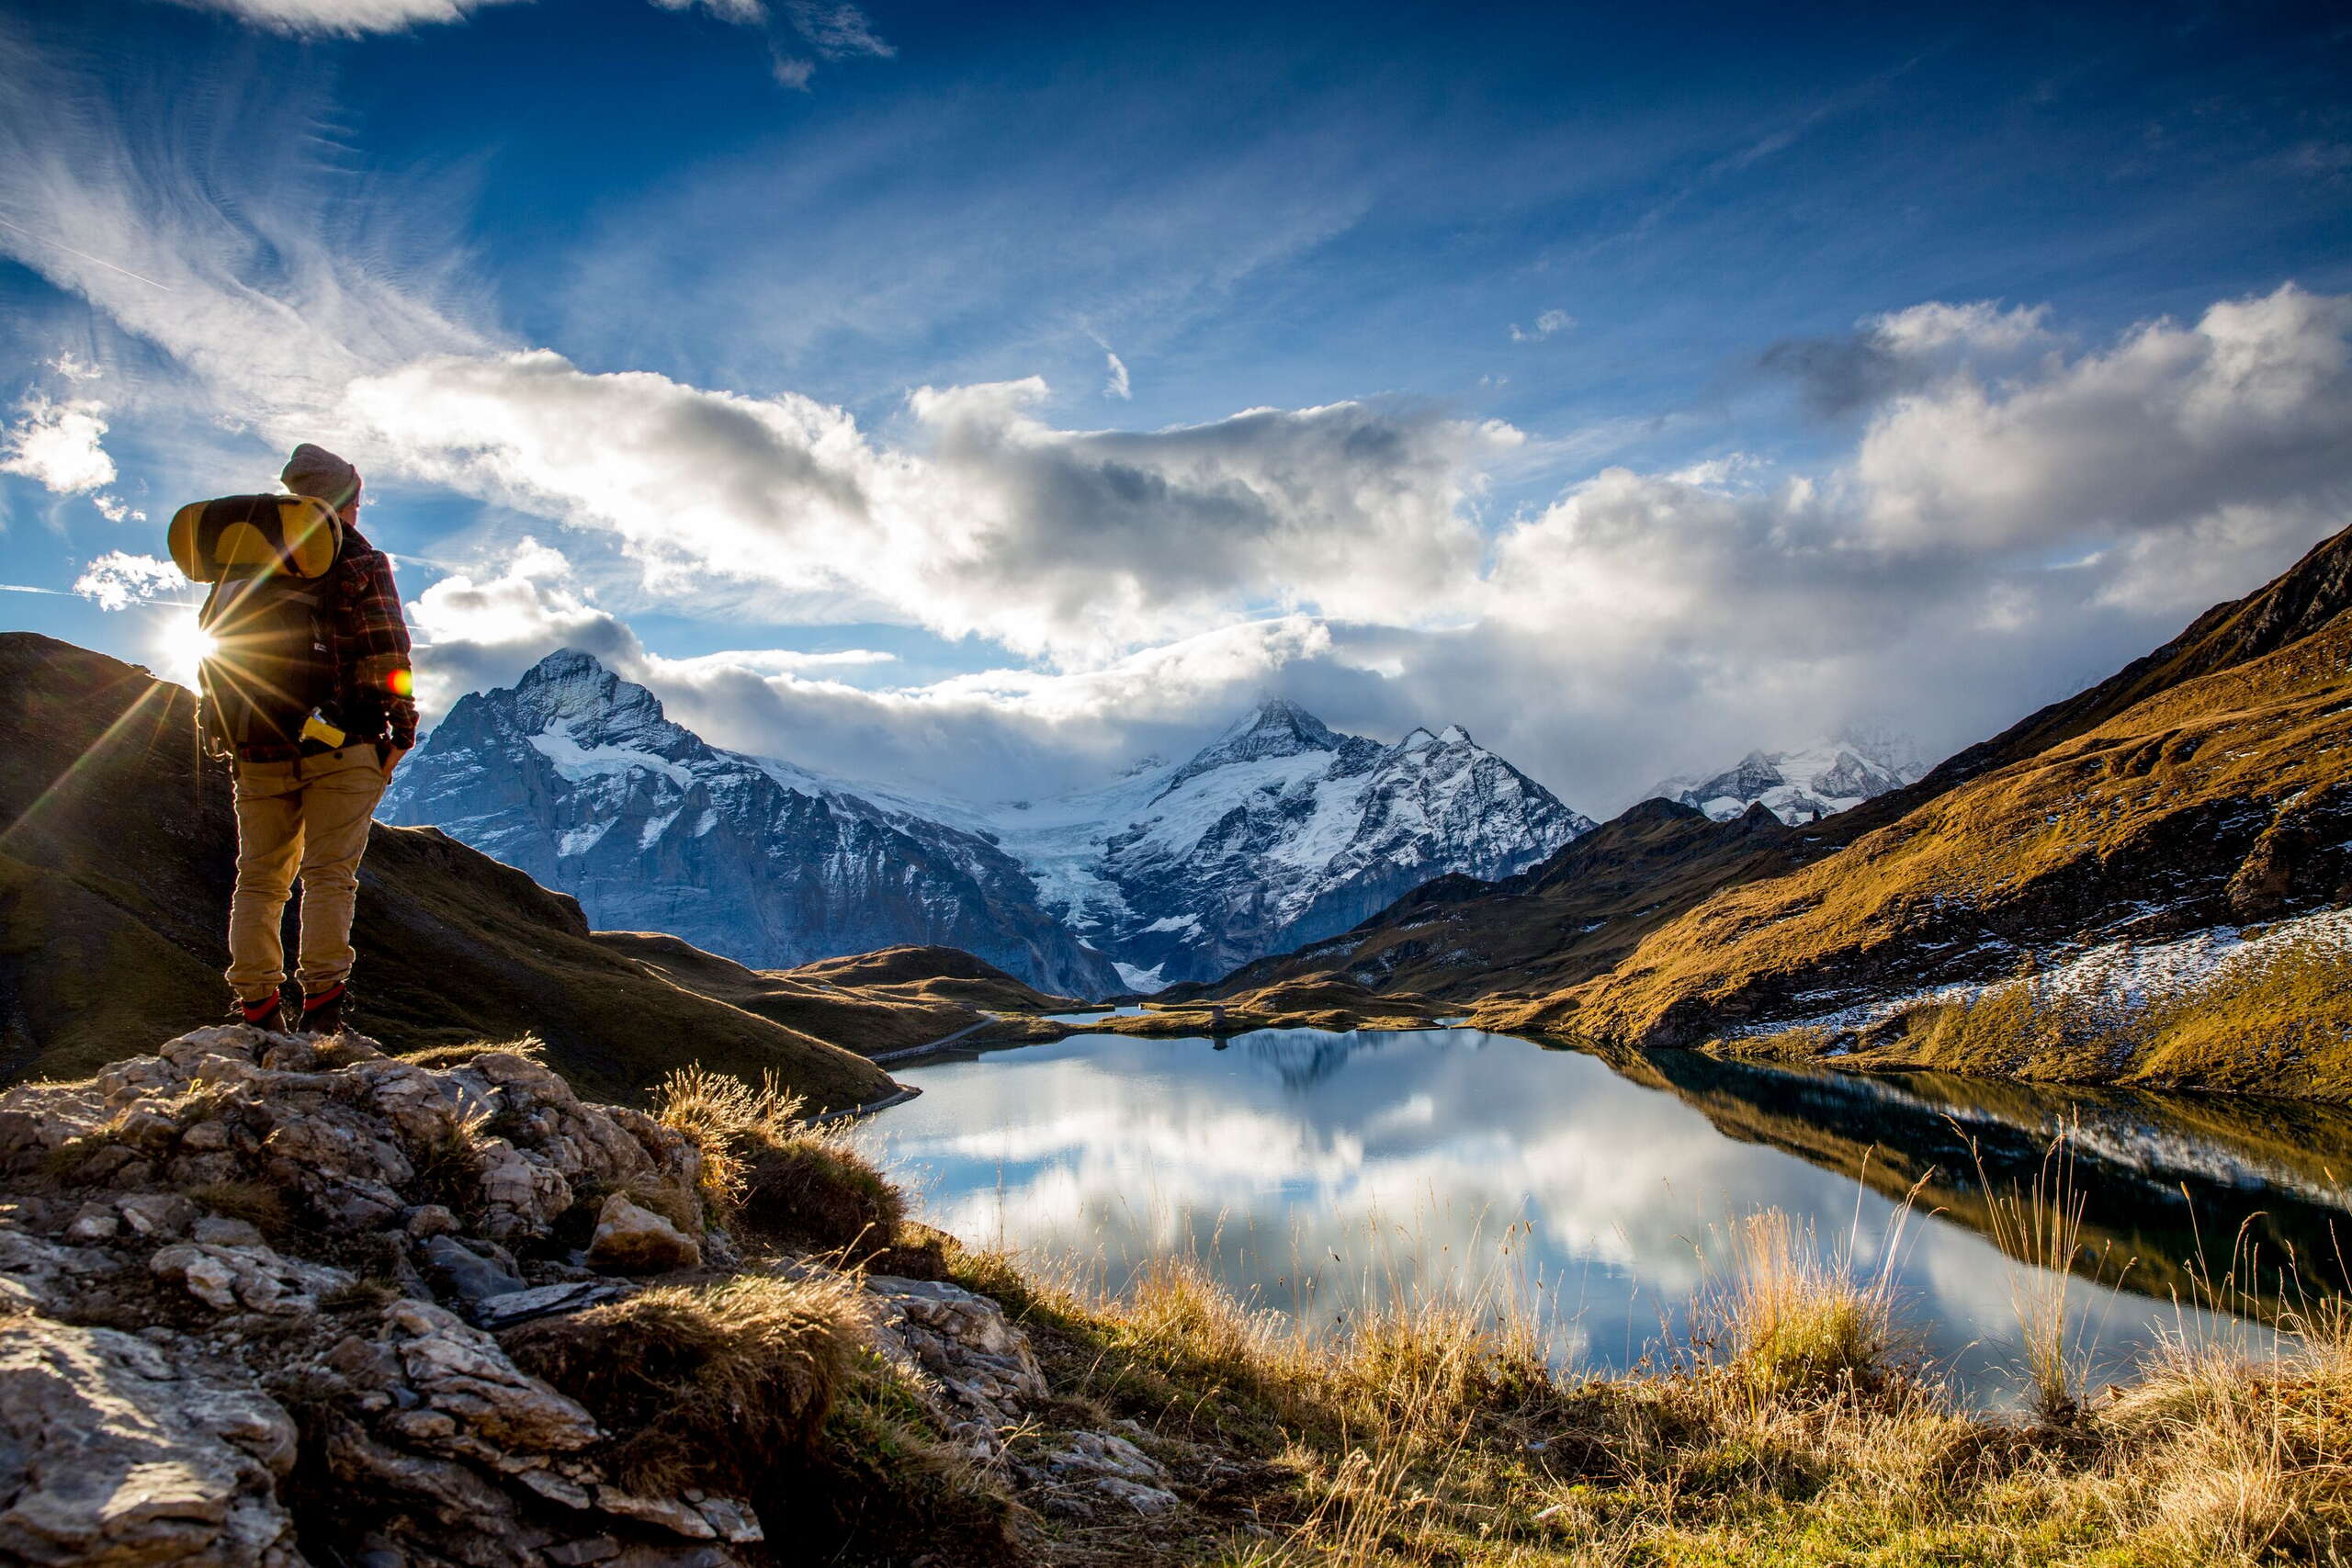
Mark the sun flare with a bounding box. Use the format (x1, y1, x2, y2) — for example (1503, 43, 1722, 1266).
(155, 614, 215, 690)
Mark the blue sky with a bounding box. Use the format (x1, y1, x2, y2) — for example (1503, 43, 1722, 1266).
(3, 0, 2349, 809)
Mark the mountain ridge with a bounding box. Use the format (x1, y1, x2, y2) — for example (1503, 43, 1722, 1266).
(389, 662, 1592, 994)
(382, 651, 1123, 997)
(0, 633, 899, 1107)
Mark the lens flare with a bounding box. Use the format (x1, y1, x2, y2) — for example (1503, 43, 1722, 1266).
(156, 615, 217, 689)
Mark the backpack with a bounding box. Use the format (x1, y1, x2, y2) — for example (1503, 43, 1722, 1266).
(168, 494, 346, 757)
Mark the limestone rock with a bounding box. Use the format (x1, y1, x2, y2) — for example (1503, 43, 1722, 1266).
(0, 1315, 302, 1566)
(151, 1242, 353, 1316)
(379, 1299, 602, 1454)
(865, 1275, 1046, 1458)
(586, 1195, 701, 1275)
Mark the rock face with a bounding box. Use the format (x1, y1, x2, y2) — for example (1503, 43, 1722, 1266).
(0, 1021, 1250, 1564)
(0, 1023, 763, 1565)
(0, 1316, 301, 1567)
(941, 700, 1596, 989)
(381, 650, 1120, 998)
(1651, 725, 1928, 826)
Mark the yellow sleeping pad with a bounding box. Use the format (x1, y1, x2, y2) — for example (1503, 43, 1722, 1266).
(168, 493, 344, 582)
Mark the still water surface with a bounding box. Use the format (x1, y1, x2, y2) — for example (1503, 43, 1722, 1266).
(851, 1027, 2352, 1398)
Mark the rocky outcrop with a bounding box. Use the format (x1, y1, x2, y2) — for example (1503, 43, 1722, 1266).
(0, 1024, 759, 1565)
(0, 1316, 300, 1566)
(0, 1023, 1249, 1563)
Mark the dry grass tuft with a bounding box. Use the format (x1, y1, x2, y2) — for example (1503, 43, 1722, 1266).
(396, 1035, 549, 1070)
(1976, 1127, 2108, 1425)
(503, 1273, 865, 1496)
(651, 1064, 902, 1258)
(1710, 1209, 1899, 1400)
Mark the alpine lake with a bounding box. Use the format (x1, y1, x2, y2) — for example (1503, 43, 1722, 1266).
(848, 1023, 2352, 1403)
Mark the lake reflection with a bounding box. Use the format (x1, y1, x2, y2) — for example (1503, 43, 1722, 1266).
(851, 1028, 2352, 1398)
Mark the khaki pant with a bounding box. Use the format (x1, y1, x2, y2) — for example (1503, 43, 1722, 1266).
(225, 745, 388, 1000)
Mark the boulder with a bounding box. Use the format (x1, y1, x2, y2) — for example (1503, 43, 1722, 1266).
(585, 1195, 701, 1275)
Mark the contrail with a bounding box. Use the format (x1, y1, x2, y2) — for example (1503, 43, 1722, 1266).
(0, 216, 175, 291)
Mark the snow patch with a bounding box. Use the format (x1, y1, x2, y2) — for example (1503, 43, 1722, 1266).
(1738, 907, 2352, 1041)
(1114, 961, 1170, 993)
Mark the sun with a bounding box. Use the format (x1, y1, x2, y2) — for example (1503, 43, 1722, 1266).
(155, 614, 216, 690)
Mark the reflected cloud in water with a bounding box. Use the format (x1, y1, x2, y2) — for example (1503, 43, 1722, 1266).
(851, 1029, 2345, 1397)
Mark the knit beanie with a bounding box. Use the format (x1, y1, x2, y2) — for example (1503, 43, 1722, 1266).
(281, 443, 361, 510)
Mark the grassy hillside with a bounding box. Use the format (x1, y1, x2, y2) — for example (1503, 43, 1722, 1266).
(1201, 527, 2352, 1070)
(0, 634, 896, 1108)
(595, 934, 1069, 1055)
(1174, 796, 1804, 1005)
(1502, 601, 2352, 1084)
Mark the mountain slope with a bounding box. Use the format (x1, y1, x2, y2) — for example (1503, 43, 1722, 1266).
(1175, 796, 1799, 1004)
(0, 634, 896, 1108)
(1492, 527, 2352, 1082)
(966, 700, 1594, 987)
(381, 650, 1120, 997)
(1203, 526, 2352, 1089)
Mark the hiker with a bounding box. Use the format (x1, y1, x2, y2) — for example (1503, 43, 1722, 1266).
(182, 444, 418, 1036)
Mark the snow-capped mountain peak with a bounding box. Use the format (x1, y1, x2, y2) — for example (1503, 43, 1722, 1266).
(386, 663, 1595, 998)
(1651, 727, 1933, 826)
(961, 699, 1594, 987)
(1163, 696, 1351, 789)
(382, 649, 1119, 996)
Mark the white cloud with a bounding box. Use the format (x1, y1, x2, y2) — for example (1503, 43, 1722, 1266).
(164, 0, 784, 36)
(345, 351, 1517, 665)
(0, 394, 116, 493)
(73, 551, 183, 611)
(161, 0, 531, 36)
(1855, 285, 2352, 554)
(1510, 308, 1576, 343)
(1103, 351, 1132, 400)
(1865, 299, 2053, 358)
(6, 42, 2351, 812)
(782, 1, 891, 56)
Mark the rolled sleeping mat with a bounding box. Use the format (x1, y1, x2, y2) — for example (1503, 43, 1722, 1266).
(168, 493, 344, 582)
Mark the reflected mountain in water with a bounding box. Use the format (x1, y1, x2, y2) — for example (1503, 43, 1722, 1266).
(1234, 1026, 1404, 1089)
(855, 1026, 2315, 1393)
(1633, 1049, 2352, 1315)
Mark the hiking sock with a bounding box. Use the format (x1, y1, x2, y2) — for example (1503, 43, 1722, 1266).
(299, 982, 349, 1037)
(232, 991, 287, 1032)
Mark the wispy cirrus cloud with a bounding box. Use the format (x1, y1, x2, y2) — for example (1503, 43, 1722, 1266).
(8, 15, 2352, 809)
(158, 0, 827, 37)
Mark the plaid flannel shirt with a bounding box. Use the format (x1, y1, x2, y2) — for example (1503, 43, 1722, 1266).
(326, 525, 418, 751)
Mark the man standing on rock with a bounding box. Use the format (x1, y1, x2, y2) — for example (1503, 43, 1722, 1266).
(209, 443, 418, 1036)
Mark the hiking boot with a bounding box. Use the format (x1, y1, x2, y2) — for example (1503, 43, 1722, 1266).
(298, 982, 350, 1037)
(231, 990, 287, 1032)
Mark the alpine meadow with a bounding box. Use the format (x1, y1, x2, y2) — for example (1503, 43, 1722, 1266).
(5, 2, 2352, 1565)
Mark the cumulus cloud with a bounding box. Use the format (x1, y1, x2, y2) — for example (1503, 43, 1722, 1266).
(73, 551, 183, 611)
(401, 536, 1354, 794)
(1759, 299, 2057, 418)
(345, 351, 1517, 663)
(0, 393, 116, 493)
(1510, 308, 1576, 343)
(1855, 287, 2352, 557)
